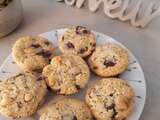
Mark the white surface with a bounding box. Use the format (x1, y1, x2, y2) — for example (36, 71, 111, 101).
(0, 0, 160, 120)
(0, 29, 146, 120)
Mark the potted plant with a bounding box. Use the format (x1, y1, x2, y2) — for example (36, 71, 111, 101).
(0, 0, 23, 38)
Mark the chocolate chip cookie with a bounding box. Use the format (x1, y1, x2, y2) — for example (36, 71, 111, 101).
(85, 78, 135, 120)
(0, 72, 47, 118)
(12, 36, 55, 71)
(43, 54, 90, 95)
(59, 26, 96, 58)
(88, 43, 129, 77)
(39, 98, 93, 120)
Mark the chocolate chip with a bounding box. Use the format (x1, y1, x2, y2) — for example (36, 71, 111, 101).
(78, 47, 88, 54)
(85, 46, 88, 51)
(104, 103, 115, 111)
(76, 26, 86, 30)
(17, 102, 22, 108)
(109, 94, 113, 97)
(75, 26, 90, 34)
(66, 42, 75, 49)
(31, 44, 41, 48)
(112, 109, 117, 120)
(104, 60, 116, 67)
(75, 84, 81, 90)
(104, 103, 117, 119)
(36, 50, 52, 58)
(44, 41, 50, 45)
(78, 48, 86, 54)
(47, 86, 52, 91)
(15, 73, 24, 77)
(92, 43, 96, 47)
(73, 116, 77, 120)
(93, 66, 98, 69)
(114, 74, 120, 78)
(37, 76, 43, 81)
(93, 117, 96, 120)
(57, 89, 61, 94)
(61, 36, 64, 41)
(82, 29, 90, 34)
(32, 69, 42, 73)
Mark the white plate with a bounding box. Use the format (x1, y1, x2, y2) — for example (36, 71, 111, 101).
(0, 29, 146, 120)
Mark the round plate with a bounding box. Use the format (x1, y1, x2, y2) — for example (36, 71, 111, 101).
(0, 29, 146, 120)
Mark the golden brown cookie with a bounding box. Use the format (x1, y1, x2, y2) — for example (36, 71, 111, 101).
(39, 98, 93, 120)
(85, 78, 135, 120)
(88, 43, 129, 77)
(0, 72, 47, 118)
(12, 36, 55, 71)
(43, 54, 90, 95)
(59, 26, 96, 58)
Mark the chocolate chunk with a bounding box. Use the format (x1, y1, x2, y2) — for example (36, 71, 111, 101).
(78, 47, 88, 54)
(75, 26, 90, 34)
(31, 44, 41, 48)
(75, 84, 81, 90)
(47, 86, 52, 91)
(112, 108, 117, 120)
(79, 48, 85, 54)
(114, 74, 120, 78)
(32, 69, 42, 73)
(85, 46, 88, 51)
(17, 102, 23, 108)
(36, 50, 52, 58)
(73, 116, 77, 120)
(66, 42, 75, 49)
(76, 26, 86, 30)
(104, 103, 117, 120)
(93, 117, 96, 120)
(15, 73, 24, 77)
(109, 94, 113, 97)
(104, 60, 116, 67)
(82, 29, 90, 34)
(37, 76, 43, 81)
(93, 66, 98, 69)
(44, 41, 50, 45)
(104, 103, 115, 111)
(92, 43, 96, 47)
(61, 36, 64, 41)
(57, 89, 62, 94)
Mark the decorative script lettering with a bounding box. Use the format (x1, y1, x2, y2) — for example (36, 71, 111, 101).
(56, 0, 160, 28)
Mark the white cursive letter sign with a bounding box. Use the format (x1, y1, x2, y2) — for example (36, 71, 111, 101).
(56, 0, 160, 28)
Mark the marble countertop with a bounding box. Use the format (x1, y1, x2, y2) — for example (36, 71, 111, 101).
(0, 0, 160, 119)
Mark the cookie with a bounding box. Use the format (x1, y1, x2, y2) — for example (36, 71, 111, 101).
(12, 36, 55, 71)
(0, 72, 47, 118)
(39, 98, 93, 120)
(88, 43, 129, 77)
(43, 54, 90, 95)
(59, 26, 96, 58)
(85, 78, 135, 120)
